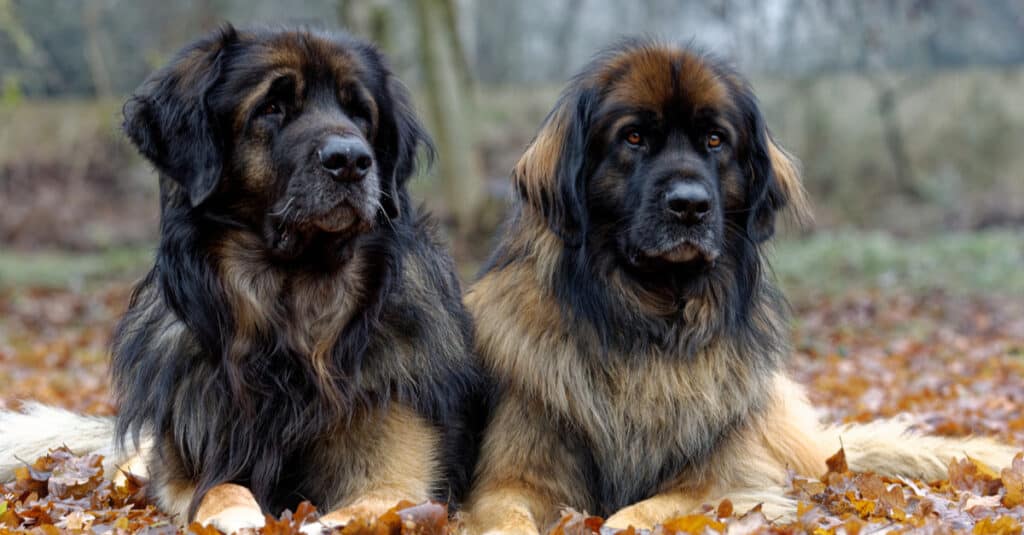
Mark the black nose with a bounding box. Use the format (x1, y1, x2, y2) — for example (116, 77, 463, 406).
(665, 182, 711, 224)
(318, 135, 373, 181)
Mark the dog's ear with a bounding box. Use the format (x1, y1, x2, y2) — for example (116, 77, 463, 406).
(513, 86, 597, 248)
(122, 25, 237, 208)
(376, 73, 435, 219)
(735, 85, 813, 243)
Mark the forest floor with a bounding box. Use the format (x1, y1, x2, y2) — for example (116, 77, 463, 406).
(1, 230, 1022, 534)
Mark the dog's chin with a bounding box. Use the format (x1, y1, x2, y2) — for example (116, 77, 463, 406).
(627, 238, 720, 271)
(311, 206, 363, 234)
(619, 238, 720, 296)
(266, 203, 374, 260)
(656, 241, 720, 265)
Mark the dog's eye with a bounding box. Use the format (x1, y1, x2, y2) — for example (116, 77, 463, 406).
(348, 108, 372, 134)
(706, 132, 724, 151)
(256, 101, 285, 118)
(624, 129, 644, 147)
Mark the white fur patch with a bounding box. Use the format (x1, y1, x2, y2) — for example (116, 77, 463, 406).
(0, 402, 121, 481)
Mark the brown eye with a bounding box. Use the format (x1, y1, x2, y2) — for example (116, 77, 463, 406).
(257, 101, 284, 117)
(706, 132, 723, 151)
(625, 129, 643, 146)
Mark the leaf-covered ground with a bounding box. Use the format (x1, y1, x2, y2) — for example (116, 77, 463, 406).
(1, 284, 1023, 534)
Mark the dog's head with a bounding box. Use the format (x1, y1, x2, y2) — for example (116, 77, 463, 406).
(124, 26, 432, 259)
(514, 40, 811, 289)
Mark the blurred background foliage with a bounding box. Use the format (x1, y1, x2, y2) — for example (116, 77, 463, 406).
(0, 0, 1021, 294)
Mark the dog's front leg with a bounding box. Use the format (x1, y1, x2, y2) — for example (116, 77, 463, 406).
(300, 405, 439, 534)
(194, 483, 266, 533)
(603, 491, 706, 531)
(608, 375, 834, 530)
(460, 396, 587, 535)
(304, 494, 422, 532)
(460, 483, 551, 535)
(604, 487, 802, 530)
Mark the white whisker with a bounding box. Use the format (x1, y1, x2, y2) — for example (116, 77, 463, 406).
(269, 197, 294, 217)
(372, 198, 397, 232)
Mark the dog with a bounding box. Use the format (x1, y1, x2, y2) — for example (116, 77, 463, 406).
(459, 38, 1019, 534)
(0, 26, 483, 533)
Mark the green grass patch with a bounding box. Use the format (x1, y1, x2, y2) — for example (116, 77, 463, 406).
(0, 246, 154, 290)
(770, 229, 1024, 297)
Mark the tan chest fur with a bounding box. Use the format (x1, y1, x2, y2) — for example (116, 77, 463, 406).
(304, 404, 441, 510)
(467, 263, 777, 502)
(217, 232, 364, 360)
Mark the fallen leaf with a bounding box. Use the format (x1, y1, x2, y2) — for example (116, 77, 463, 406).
(950, 457, 1002, 496)
(1002, 453, 1024, 508)
(716, 499, 733, 519)
(825, 448, 849, 476)
(972, 515, 1022, 535)
(660, 514, 725, 534)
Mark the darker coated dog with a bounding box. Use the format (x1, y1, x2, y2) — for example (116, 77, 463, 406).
(1, 25, 483, 533)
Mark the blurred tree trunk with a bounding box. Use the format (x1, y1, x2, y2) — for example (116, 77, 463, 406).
(845, 2, 925, 201)
(0, 0, 34, 61)
(551, 0, 584, 79)
(866, 76, 928, 201)
(338, 0, 394, 52)
(0, 0, 57, 92)
(438, 0, 475, 92)
(473, 0, 522, 84)
(82, 2, 113, 99)
(412, 0, 486, 233)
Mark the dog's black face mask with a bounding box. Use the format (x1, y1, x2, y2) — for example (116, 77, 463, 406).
(123, 27, 432, 260)
(235, 67, 384, 257)
(596, 115, 730, 272)
(513, 42, 811, 295)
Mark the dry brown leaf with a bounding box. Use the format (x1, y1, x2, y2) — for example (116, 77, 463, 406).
(715, 499, 733, 519)
(950, 457, 1002, 496)
(972, 515, 1022, 535)
(659, 514, 725, 534)
(549, 510, 603, 535)
(1001, 453, 1024, 508)
(47, 450, 104, 499)
(185, 522, 222, 535)
(825, 448, 849, 476)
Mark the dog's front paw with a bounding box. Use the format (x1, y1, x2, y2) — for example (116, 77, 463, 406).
(299, 520, 342, 535)
(297, 502, 384, 534)
(474, 523, 541, 535)
(604, 503, 661, 531)
(202, 506, 266, 534)
(459, 510, 541, 535)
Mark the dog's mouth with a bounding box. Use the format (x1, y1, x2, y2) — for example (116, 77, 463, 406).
(649, 240, 720, 265)
(619, 237, 720, 294)
(310, 203, 365, 234)
(619, 239, 720, 284)
(265, 198, 375, 259)
(624, 235, 720, 270)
